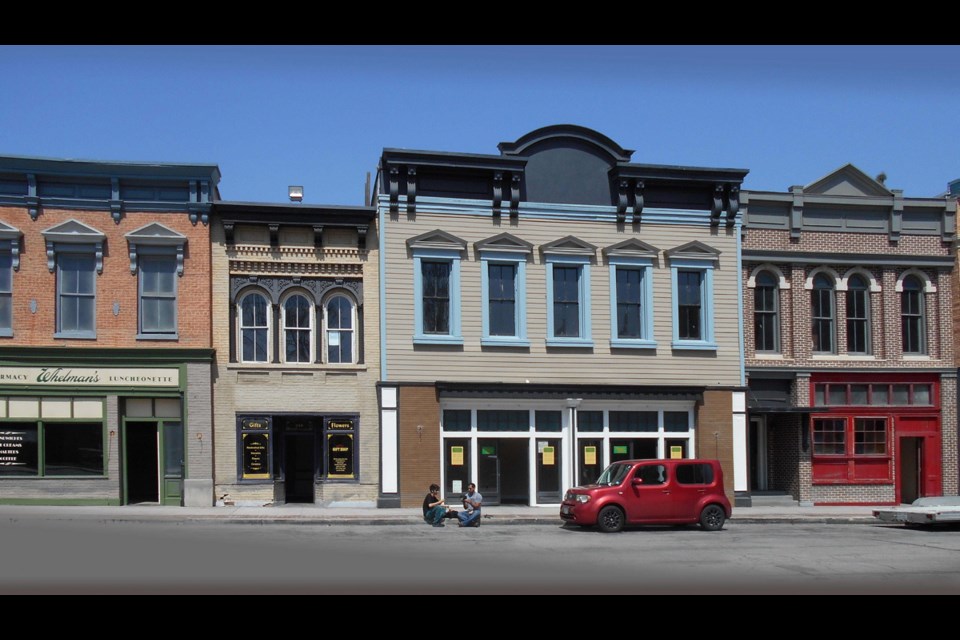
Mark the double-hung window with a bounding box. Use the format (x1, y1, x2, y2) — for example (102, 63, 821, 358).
(325, 294, 356, 364)
(478, 236, 530, 347)
(811, 272, 836, 354)
(845, 274, 870, 355)
(43, 220, 105, 340)
(900, 275, 926, 355)
(408, 231, 465, 345)
(126, 223, 186, 340)
(753, 270, 779, 353)
(282, 293, 313, 364)
(605, 242, 656, 348)
(666, 242, 718, 350)
(239, 291, 270, 363)
(543, 236, 595, 347)
(0, 222, 20, 338)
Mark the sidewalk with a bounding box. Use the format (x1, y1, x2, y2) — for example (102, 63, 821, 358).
(0, 503, 880, 526)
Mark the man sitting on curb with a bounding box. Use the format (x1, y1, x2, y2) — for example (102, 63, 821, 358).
(458, 483, 482, 528)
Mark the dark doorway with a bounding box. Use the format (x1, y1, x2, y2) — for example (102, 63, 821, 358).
(899, 437, 922, 505)
(284, 433, 316, 503)
(126, 423, 159, 504)
(500, 439, 529, 504)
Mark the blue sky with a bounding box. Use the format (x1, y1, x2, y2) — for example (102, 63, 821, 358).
(1, 45, 957, 204)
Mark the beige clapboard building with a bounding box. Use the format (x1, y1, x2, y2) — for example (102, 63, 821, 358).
(375, 126, 752, 508)
(211, 201, 380, 505)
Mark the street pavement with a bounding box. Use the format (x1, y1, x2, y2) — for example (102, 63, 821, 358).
(0, 502, 880, 526)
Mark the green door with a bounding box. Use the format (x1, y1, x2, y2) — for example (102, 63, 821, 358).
(160, 421, 184, 506)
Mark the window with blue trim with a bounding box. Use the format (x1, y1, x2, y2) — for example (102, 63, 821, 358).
(481, 252, 528, 346)
(545, 257, 592, 347)
(57, 253, 96, 338)
(412, 249, 462, 345)
(608, 258, 655, 348)
(669, 258, 717, 350)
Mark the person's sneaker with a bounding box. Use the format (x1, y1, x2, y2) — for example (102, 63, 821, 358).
(432, 522, 445, 527)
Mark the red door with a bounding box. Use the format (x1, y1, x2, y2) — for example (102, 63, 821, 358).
(895, 416, 941, 503)
(624, 463, 675, 523)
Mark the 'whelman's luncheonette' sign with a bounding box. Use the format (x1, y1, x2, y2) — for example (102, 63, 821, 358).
(0, 367, 180, 388)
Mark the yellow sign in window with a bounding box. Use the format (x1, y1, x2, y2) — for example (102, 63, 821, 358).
(542, 446, 555, 466)
(451, 446, 464, 466)
(670, 445, 683, 459)
(584, 446, 597, 466)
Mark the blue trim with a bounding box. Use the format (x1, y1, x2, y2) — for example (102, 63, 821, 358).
(545, 254, 592, 346)
(480, 250, 527, 345)
(737, 230, 745, 386)
(54, 331, 97, 340)
(0, 329, 12, 338)
(412, 248, 462, 345)
(0, 195, 203, 214)
(670, 261, 715, 350)
(607, 256, 656, 349)
(137, 333, 180, 341)
(375, 194, 731, 227)
(379, 206, 387, 381)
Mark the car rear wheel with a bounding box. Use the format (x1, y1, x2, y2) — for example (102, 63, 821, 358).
(597, 505, 625, 533)
(699, 504, 725, 531)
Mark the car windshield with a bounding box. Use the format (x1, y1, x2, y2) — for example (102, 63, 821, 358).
(595, 463, 632, 486)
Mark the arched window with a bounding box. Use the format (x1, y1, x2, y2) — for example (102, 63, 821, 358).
(754, 270, 779, 352)
(282, 293, 313, 364)
(901, 275, 926, 354)
(846, 274, 870, 354)
(239, 291, 269, 362)
(325, 294, 355, 364)
(811, 273, 835, 354)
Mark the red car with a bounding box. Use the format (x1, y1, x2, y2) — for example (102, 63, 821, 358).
(560, 458, 732, 532)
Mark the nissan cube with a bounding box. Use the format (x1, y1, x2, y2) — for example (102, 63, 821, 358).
(560, 458, 731, 532)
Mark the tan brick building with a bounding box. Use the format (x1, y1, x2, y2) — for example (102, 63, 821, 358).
(0, 156, 219, 506)
(211, 202, 380, 505)
(742, 165, 958, 505)
(376, 126, 750, 508)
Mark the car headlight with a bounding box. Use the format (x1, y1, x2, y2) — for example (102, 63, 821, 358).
(571, 494, 591, 504)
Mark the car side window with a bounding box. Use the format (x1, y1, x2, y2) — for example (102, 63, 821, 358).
(675, 463, 714, 485)
(635, 464, 667, 485)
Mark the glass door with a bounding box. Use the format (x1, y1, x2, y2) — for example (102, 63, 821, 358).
(536, 438, 562, 503)
(478, 439, 500, 505)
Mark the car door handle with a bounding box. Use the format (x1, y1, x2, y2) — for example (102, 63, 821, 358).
(661, 490, 670, 495)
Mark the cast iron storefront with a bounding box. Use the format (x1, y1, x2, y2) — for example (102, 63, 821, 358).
(0, 349, 213, 506)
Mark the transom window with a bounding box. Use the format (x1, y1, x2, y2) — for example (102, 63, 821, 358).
(814, 382, 933, 407)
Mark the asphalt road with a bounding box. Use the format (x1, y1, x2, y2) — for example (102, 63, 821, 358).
(2, 518, 959, 594)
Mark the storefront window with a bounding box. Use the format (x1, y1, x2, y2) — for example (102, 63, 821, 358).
(43, 423, 103, 476)
(578, 411, 603, 432)
(609, 411, 657, 432)
(854, 418, 887, 455)
(0, 423, 38, 476)
(477, 410, 529, 431)
(813, 418, 846, 455)
(442, 409, 471, 431)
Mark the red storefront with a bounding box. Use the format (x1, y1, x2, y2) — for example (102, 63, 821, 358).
(810, 373, 941, 505)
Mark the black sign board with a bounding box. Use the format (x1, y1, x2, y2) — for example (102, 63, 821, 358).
(327, 419, 354, 431)
(242, 432, 270, 479)
(241, 418, 269, 430)
(326, 433, 354, 479)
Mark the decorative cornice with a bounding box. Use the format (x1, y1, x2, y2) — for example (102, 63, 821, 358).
(229, 260, 364, 276)
(0, 223, 22, 272)
(406, 167, 417, 214)
(633, 180, 645, 225)
(227, 245, 366, 260)
(492, 172, 503, 218)
(510, 174, 520, 219)
(26, 174, 39, 221)
(389, 167, 400, 215)
(230, 274, 363, 305)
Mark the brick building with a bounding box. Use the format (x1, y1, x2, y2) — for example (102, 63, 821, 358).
(0, 156, 219, 506)
(211, 202, 380, 506)
(375, 125, 750, 508)
(742, 165, 958, 505)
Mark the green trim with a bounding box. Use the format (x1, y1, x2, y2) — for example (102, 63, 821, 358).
(0, 498, 120, 506)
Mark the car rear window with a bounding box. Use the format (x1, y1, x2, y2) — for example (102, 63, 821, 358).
(675, 463, 714, 485)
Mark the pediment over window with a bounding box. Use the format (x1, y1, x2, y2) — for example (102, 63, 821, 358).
(41, 219, 105, 243)
(0, 221, 22, 271)
(125, 222, 187, 245)
(41, 219, 105, 273)
(602, 238, 659, 259)
(406, 229, 467, 251)
(125, 222, 187, 276)
(541, 235, 597, 257)
(804, 164, 893, 197)
(475, 232, 534, 255)
(665, 240, 720, 262)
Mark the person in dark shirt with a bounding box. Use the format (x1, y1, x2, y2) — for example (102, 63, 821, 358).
(422, 483, 449, 527)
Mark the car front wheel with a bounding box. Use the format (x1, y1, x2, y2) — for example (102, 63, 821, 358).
(597, 505, 625, 533)
(699, 504, 726, 531)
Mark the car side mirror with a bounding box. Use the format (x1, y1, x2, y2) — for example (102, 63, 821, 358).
(632, 478, 644, 486)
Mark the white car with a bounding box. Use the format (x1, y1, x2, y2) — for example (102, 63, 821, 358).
(873, 496, 960, 526)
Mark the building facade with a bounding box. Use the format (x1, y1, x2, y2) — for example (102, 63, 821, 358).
(211, 202, 380, 506)
(0, 156, 219, 506)
(376, 126, 750, 508)
(742, 165, 958, 505)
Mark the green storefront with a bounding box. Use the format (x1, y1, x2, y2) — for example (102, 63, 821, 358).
(0, 348, 213, 506)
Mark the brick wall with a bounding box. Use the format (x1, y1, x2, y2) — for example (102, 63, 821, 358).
(811, 484, 896, 504)
(696, 389, 734, 503)
(768, 413, 801, 500)
(0, 205, 211, 348)
(398, 385, 440, 508)
(942, 374, 959, 496)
